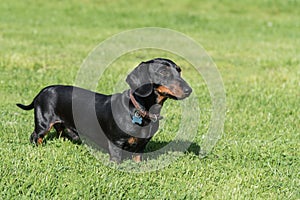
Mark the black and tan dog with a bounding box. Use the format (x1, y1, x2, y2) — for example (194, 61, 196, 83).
(17, 58, 192, 163)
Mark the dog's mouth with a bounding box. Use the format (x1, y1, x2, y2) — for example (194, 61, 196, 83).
(155, 85, 192, 100)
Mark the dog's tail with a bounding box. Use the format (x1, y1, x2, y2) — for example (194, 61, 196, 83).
(16, 101, 34, 110)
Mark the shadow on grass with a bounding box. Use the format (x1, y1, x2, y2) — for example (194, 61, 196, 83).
(45, 131, 202, 161)
(145, 140, 201, 155)
(44, 131, 82, 145)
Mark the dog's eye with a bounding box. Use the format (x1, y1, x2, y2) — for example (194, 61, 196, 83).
(159, 70, 170, 77)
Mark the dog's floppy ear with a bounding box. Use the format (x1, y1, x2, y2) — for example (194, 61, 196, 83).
(126, 62, 153, 97)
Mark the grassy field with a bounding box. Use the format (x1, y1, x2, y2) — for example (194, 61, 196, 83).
(1, 0, 299, 199)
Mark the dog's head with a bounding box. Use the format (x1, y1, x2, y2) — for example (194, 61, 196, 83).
(126, 58, 192, 102)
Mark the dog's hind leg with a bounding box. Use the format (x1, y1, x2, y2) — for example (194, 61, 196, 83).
(53, 123, 65, 138)
(53, 123, 81, 144)
(29, 131, 38, 143)
(33, 122, 58, 145)
(65, 128, 81, 144)
(31, 105, 60, 145)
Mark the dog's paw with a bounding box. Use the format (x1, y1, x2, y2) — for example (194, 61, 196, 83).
(109, 156, 122, 164)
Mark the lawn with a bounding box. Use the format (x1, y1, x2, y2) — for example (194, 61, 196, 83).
(0, 0, 299, 199)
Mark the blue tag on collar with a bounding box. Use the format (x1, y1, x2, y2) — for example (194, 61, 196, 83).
(132, 111, 142, 125)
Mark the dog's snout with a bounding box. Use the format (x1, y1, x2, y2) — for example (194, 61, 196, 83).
(183, 86, 192, 96)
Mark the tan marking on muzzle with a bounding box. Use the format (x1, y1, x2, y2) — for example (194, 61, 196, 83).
(156, 83, 185, 98)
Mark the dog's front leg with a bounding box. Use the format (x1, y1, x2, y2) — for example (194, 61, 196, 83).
(132, 154, 142, 162)
(108, 140, 122, 163)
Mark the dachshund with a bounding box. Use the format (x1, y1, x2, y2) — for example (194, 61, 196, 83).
(17, 58, 192, 163)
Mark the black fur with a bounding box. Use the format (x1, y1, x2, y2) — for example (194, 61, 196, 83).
(17, 58, 192, 163)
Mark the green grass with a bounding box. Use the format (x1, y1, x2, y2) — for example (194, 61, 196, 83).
(1, 0, 299, 199)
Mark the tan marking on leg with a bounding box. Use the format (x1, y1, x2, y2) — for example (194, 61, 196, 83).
(38, 121, 62, 144)
(128, 137, 138, 145)
(37, 138, 43, 145)
(48, 121, 62, 132)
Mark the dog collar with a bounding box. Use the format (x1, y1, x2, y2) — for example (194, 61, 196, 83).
(129, 90, 162, 123)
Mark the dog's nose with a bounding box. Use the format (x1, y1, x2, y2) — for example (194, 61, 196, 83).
(184, 86, 192, 96)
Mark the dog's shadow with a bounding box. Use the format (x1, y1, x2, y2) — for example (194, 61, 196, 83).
(145, 140, 201, 155)
(45, 131, 202, 159)
(45, 131, 82, 144)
